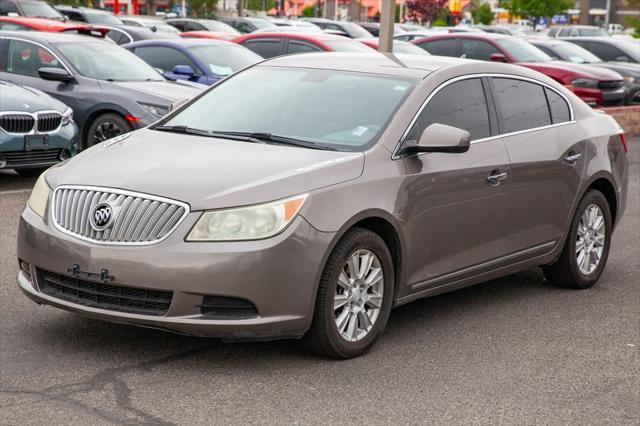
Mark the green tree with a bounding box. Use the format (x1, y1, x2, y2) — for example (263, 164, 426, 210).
(626, 16, 640, 38)
(503, 0, 572, 27)
(301, 5, 314, 17)
(245, 0, 277, 11)
(473, 3, 493, 25)
(189, 0, 219, 17)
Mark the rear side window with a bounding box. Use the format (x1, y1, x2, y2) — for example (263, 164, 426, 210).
(545, 88, 571, 123)
(405, 78, 491, 141)
(460, 39, 500, 60)
(242, 39, 283, 58)
(418, 39, 457, 56)
(493, 78, 551, 133)
(286, 40, 322, 54)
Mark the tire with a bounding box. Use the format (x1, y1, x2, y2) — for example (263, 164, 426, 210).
(302, 228, 394, 359)
(85, 113, 132, 149)
(543, 189, 612, 289)
(16, 167, 47, 177)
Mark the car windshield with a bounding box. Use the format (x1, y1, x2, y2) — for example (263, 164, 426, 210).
(324, 39, 373, 52)
(553, 42, 602, 63)
(341, 21, 373, 38)
(161, 67, 416, 150)
(57, 41, 163, 81)
(83, 11, 123, 25)
(201, 19, 240, 34)
(22, 1, 64, 19)
(496, 38, 552, 62)
(189, 44, 262, 76)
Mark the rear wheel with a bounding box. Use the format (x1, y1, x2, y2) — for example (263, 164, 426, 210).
(302, 228, 394, 359)
(85, 113, 132, 149)
(543, 189, 612, 289)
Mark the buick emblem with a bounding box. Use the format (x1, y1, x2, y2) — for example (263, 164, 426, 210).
(90, 203, 114, 231)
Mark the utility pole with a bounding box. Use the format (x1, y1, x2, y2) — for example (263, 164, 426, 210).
(238, 0, 244, 17)
(604, 0, 612, 26)
(378, 0, 395, 53)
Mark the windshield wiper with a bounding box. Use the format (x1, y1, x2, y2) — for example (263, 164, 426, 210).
(216, 132, 337, 151)
(154, 126, 264, 143)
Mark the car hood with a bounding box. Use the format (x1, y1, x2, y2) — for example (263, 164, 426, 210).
(0, 81, 67, 112)
(96, 80, 204, 107)
(592, 62, 640, 78)
(46, 128, 365, 210)
(520, 60, 624, 81)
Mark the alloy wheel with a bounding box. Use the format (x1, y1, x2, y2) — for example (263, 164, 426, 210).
(576, 203, 606, 275)
(93, 121, 123, 143)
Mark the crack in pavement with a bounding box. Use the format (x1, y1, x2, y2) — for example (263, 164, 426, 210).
(0, 344, 215, 425)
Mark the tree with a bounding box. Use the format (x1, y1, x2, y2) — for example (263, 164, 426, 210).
(473, 3, 493, 25)
(301, 5, 314, 17)
(503, 0, 572, 27)
(188, 0, 219, 17)
(405, 0, 448, 25)
(246, 0, 277, 11)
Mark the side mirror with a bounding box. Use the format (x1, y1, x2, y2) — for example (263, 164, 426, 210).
(168, 98, 189, 112)
(490, 53, 508, 63)
(172, 65, 195, 76)
(38, 67, 74, 82)
(398, 123, 471, 156)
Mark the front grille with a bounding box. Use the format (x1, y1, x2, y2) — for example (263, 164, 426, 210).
(199, 296, 258, 319)
(0, 114, 35, 133)
(52, 186, 188, 245)
(599, 80, 624, 90)
(38, 269, 173, 316)
(37, 112, 62, 132)
(1, 149, 61, 166)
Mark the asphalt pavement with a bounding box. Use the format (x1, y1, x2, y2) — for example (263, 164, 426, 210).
(0, 141, 638, 425)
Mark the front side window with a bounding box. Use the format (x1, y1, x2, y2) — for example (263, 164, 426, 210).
(0, 0, 20, 14)
(161, 67, 416, 151)
(242, 39, 283, 58)
(189, 44, 261, 75)
(286, 40, 322, 54)
(461, 39, 501, 60)
(495, 38, 552, 62)
(405, 78, 491, 142)
(418, 39, 458, 57)
(492, 78, 551, 133)
(20, 0, 63, 19)
(6, 39, 64, 77)
(135, 46, 200, 75)
(83, 11, 123, 25)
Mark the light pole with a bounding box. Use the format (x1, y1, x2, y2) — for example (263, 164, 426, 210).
(378, 0, 395, 53)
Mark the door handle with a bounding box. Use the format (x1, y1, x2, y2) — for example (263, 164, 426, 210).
(487, 171, 508, 186)
(564, 153, 582, 165)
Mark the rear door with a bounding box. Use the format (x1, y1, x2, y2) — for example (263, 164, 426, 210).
(490, 76, 584, 255)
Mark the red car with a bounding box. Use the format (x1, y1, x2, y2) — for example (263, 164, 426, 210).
(412, 33, 626, 107)
(232, 32, 372, 59)
(0, 16, 107, 37)
(179, 31, 238, 42)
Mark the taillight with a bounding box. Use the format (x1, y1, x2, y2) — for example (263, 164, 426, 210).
(619, 131, 628, 154)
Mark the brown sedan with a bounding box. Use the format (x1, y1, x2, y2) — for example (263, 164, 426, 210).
(17, 53, 628, 358)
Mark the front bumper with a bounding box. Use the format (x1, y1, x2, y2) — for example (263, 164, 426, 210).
(16, 206, 335, 340)
(0, 123, 78, 170)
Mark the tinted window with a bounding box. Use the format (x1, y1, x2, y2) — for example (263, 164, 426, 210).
(168, 20, 187, 32)
(461, 39, 500, 60)
(559, 28, 571, 36)
(0, 0, 19, 14)
(584, 41, 631, 62)
(134, 46, 200, 74)
(189, 44, 261, 75)
(0, 21, 31, 30)
(406, 78, 491, 141)
(187, 21, 206, 31)
(534, 44, 558, 59)
(419, 39, 457, 56)
(493, 78, 551, 133)
(64, 10, 84, 21)
(286, 40, 322, 54)
(242, 39, 282, 58)
(105, 29, 132, 45)
(545, 88, 571, 124)
(6, 39, 65, 77)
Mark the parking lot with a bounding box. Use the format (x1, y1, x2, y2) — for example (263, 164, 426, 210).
(0, 140, 637, 424)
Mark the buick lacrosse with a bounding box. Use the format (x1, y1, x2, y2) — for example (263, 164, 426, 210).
(17, 53, 628, 358)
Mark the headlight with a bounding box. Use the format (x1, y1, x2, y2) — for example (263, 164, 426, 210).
(61, 107, 73, 126)
(139, 103, 169, 117)
(572, 78, 599, 88)
(187, 194, 308, 241)
(27, 172, 51, 218)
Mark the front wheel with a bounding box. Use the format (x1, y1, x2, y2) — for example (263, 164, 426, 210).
(302, 228, 394, 359)
(543, 189, 612, 289)
(85, 113, 132, 149)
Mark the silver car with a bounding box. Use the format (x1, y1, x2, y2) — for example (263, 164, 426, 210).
(17, 53, 628, 358)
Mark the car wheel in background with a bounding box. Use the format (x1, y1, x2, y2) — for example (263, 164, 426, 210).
(543, 189, 612, 289)
(303, 228, 394, 359)
(85, 113, 133, 148)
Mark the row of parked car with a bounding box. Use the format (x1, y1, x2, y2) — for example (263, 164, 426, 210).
(0, 6, 638, 175)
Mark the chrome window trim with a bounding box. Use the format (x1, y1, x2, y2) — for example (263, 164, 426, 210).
(0, 109, 65, 135)
(0, 36, 73, 75)
(50, 185, 191, 246)
(392, 73, 576, 159)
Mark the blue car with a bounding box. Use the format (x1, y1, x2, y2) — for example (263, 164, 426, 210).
(124, 38, 263, 86)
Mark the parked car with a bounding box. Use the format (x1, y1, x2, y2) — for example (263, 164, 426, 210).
(547, 25, 609, 38)
(54, 5, 122, 25)
(179, 30, 239, 41)
(559, 37, 640, 63)
(17, 53, 628, 359)
(0, 31, 203, 147)
(219, 16, 276, 33)
(358, 22, 405, 37)
(233, 32, 372, 58)
(0, 0, 64, 20)
(119, 16, 181, 34)
(357, 37, 429, 55)
(394, 29, 448, 42)
(300, 18, 373, 38)
(413, 33, 626, 106)
(0, 16, 106, 36)
(125, 38, 262, 85)
(0, 81, 77, 175)
(529, 38, 640, 104)
(253, 25, 324, 34)
(165, 18, 240, 36)
(102, 24, 180, 45)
